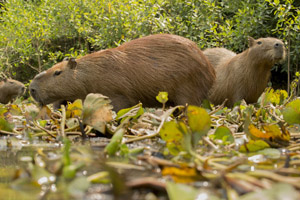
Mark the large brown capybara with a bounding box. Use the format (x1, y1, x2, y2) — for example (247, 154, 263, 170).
(0, 77, 25, 104)
(206, 37, 286, 107)
(29, 34, 216, 111)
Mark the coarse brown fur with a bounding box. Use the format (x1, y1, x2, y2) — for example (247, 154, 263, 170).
(208, 37, 286, 107)
(30, 34, 216, 111)
(0, 77, 25, 104)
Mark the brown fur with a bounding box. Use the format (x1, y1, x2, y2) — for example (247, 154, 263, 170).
(0, 78, 25, 104)
(203, 48, 236, 69)
(30, 34, 215, 111)
(208, 37, 286, 107)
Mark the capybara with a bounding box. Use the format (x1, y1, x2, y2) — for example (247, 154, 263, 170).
(203, 48, 236, 69)
(207, 37, 285, 107)
(0, 77, 25, 104)
(29, 34, 216, 111)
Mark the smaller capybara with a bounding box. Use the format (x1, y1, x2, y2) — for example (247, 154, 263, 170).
(29, 34, 215, 111)
(206, 37, 285, 107)
(0, 77, 25, 104)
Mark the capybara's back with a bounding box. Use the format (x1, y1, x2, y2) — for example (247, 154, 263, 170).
(203, 48, 236, 69)
(0, 77, 25, 104)
(30, 34, 216, 111)
(209, 37, 285, 107)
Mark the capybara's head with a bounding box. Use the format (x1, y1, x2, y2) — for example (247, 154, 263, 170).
(0, 77, 26, 104)
(248, 37, 286, 63)
(29, 58, 83, 106)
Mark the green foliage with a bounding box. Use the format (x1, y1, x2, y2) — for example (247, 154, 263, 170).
(282, 99, 300, 125)
(0, 0, 299, 84)
(159, 105, 211, 156)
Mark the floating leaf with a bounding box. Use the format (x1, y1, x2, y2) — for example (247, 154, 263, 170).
(0, 118, 13, 132)
(159, 121, 187, 155)
(68, 176, 90, 198)
(166, 182, 199, 200)
(282, 99, 300, 125)
(82, 93, 113, 133)
(187, 105, 211, 146)
(239, 183, 299, 200)
(239, 139, 270, 152)
(210, 126, 234, 145)
(248, 124, 290, 143)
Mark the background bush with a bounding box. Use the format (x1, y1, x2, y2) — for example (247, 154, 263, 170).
(0, 0, 299, 90)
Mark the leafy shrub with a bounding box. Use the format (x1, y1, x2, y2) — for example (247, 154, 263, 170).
(0, 0, 299, 87)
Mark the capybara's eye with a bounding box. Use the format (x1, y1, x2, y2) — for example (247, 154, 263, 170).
(54, 70, 62, 76)
(257, 41, 262, 45)
(9, 82, 14, 84)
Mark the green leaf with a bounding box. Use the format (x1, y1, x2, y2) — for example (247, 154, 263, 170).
(159, 121, 188, 155)
(116, 103, 144, 122)
(282, 99, 300, 125)
(239, 139, 270, 152)
(0, 118, 13, 132)
(210, 126, 234, 145)
(187, 105, 211, 146)
(82, 93, 113, 133)
(156, 91, 168, 104)
(166, 181, 199, 200)
(104, 128, 125, 156)
(68, 176, 90, 198)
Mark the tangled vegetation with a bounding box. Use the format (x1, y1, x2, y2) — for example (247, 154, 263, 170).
(0, 79, 300, 199)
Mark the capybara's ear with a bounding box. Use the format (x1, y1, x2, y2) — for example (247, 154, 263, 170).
(63, 57, 70, 61)
(67, 57, 77, 69)
(248, 36, 255, 47)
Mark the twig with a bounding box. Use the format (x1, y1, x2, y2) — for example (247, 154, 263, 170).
(60, 105, 66, 138)
(33, 121, 56, 138)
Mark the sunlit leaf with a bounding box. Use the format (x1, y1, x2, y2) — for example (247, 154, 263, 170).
(66, 99, 83, 118)
(82, 93, 113, 133)
(156, 91, 168, 104)
(282, 99, 300, 125)
(210, 126, 234, 145)
(260, 88, 288, 106)
(239, 139, 270, 152)
(187, 105, 211, 146)
(159, 121, 187, 155)
(104, 128, 124, 156)
(248, 124, 290, 142)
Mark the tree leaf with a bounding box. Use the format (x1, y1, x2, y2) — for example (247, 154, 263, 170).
(166, 182, 199, 200)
